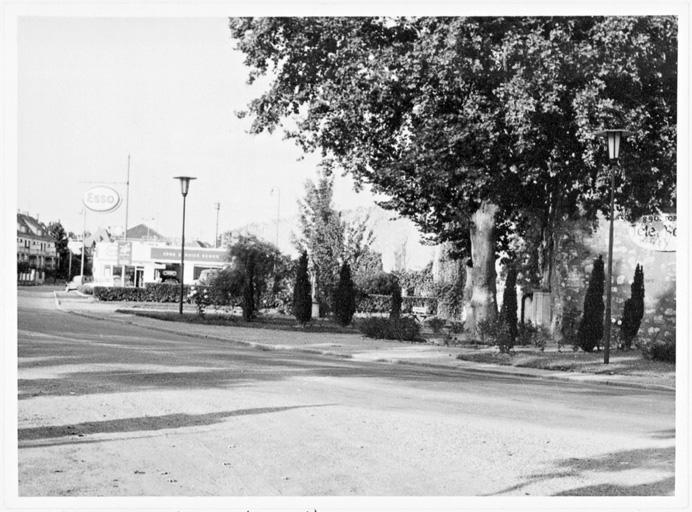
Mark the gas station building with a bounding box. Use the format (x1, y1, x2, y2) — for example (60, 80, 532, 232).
(92, 241, 228, 287)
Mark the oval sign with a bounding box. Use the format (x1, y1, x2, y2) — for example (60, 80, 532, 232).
(83, 186, 121, 213)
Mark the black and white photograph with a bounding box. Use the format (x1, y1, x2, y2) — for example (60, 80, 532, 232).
(1, 2, 689, 510)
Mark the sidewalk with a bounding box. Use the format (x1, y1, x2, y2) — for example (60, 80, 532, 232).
(54, 293, 675, 392)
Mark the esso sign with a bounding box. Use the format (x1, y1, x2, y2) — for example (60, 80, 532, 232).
(83, 186, 121, 213)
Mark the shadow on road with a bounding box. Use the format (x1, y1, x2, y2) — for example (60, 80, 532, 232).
(553, 476, 675, 496)
(486, 445, 675, 496)
(19, 404, 333, 443)
(649, 428, 675, 440)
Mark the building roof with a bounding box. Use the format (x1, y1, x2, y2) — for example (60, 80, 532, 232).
(126, 223, 166, 241)
(16, 212, 53, 241)
(84, 227, 114, 246)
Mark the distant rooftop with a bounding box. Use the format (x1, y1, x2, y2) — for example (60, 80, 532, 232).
(126, 223, 166, 241)
(16, 211, 51, 240)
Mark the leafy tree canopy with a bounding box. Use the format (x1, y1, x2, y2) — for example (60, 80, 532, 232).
(230, 16, 676, 257)
(293, 169, 375, 311)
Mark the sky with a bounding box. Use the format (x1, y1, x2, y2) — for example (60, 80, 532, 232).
(17, 17, 382, 243)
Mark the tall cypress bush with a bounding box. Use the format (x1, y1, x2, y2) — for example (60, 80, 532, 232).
(334, 262, 356, 326)
(621, 264, 645, 349)
(578, 255, 605, 352)
(390, 281, 402, 320)
(293, 251, 312, 325)
(500, 264, 518, 343)
(242, 255, 256, 321)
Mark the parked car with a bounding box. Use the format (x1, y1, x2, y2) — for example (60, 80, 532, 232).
(195, 268, 220, 285)
(65, 275, 93, 292)
(158, 270, 179, 284)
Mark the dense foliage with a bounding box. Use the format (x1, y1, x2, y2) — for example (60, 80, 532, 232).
(212, 233, 286, 320)
(229, 16, 677, 327)
(578, 256, 605, 352)
(393, 263, 434, 297)
(358, 271, 403, 319)
(642, 333, 675, 363)
(356, 294, 437, 315)
(293, 170, 375, 315)
(47, 221, 69, 279)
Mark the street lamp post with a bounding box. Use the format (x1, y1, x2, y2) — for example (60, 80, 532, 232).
(174, 176, 197, 315)
(595, 128, 629, 364)
(214, 202, 220, 248)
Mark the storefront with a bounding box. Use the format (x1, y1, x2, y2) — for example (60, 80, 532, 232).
(92, 241, 228, 287)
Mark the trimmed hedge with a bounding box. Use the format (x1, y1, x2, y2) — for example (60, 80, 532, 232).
(94, 283, 206, 302)
(358, 316, 422, 342)
(356, 294, 437, 315)
(357, 294, 391, 314)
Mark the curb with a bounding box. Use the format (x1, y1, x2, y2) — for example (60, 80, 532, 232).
(56, 305, 355, 360)
(55, 304, 675, 393)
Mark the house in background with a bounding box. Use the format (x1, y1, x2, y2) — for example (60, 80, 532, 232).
(17, 211, 57, 285)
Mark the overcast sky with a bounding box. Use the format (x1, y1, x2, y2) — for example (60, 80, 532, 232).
(18, 17, 380, 242)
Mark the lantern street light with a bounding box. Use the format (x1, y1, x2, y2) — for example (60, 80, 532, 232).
(214, 202, 221, 248)
(174, 176, 197, 314)
(594, 128, 630, 364)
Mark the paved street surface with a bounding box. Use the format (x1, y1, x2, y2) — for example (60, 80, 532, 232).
(17, 288, 675, 496)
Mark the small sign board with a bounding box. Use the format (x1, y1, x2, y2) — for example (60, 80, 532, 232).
(117, 241, 132, 265)
(83, 186, 121, 213)
(630, 213, 676, 252)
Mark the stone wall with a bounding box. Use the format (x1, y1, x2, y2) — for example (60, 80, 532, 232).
(552, 213, 675, 345)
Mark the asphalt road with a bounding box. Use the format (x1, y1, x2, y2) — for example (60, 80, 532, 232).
(17, 288, 675, 496)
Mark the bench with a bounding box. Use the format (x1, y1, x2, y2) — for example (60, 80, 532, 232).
(411, 305, 428, 317)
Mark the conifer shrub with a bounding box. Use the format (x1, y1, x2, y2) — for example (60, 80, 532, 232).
(500, 264, 518, 344)
(578, 255, 605, 352)
(333, 262, 356, 326)
(425, 316, 446, 334)
(242, 257, 256, 321)
(620, 264, 645, 350)
(390, 281, 402, 320)
(293, 251, 312, 325)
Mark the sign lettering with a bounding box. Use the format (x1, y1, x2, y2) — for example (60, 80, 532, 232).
(83, 186, 121, 213)
(630, 213, 676, 252)
(150, 247, 227, 263)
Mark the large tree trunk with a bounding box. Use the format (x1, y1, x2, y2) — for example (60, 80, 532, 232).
(467, 201, 499, 332)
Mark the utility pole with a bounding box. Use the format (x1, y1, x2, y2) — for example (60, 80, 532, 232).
(214, 202, 220, 248)
(124, 154, 131, 241)
(270, 187, 280, 248)
(80, 209, 86, 278)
